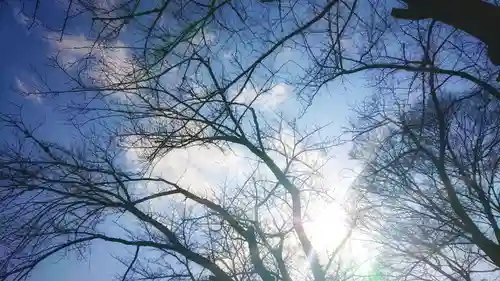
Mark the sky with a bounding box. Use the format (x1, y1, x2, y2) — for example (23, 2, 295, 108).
(0, 1, 373, 280)
(0, 3, 137, 280)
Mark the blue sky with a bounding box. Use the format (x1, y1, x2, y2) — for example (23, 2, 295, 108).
(0, 2, 130, 280)
(0, 1, 492, 281)
(1, 2, 70, 144)
(0, 1, 372, 280)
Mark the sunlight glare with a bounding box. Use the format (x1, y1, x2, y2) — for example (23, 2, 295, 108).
(305, 201, 372, 268)
(306, 203, 349, 251)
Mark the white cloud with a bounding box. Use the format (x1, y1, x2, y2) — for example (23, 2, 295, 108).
(234, 83, 292, 110)
(265, 83, 292, 108)
(14, 77, 42, 103)
(124, 143, 255, 206)
(14, 77, 29, 93)
(47, 33, 93, 62)
(191, 29, 216, 46)
(12, 7, 31, 27)
(46, 33, 134, 88)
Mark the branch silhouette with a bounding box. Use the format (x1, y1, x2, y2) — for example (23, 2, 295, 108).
(392, 0, 500, 66)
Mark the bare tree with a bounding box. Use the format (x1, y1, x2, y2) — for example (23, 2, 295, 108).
(349, 64, 500, 281)
(8, 1, 500, 281)
(0, 104, 354, 281)
(391, 0, 500, 67)
(301, 0, 500, 101)
(1, 1, 363, 281)
(294, 1, 500, 280)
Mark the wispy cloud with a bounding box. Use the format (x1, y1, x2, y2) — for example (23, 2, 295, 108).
(12, 7, 31, 27)
(191, 29, 216, 46)
(45, 33, 134, 88)
(234, 83, 293, 110)
(47, 33, 93, 61)
(55, 0, 124, 16)
(14, 77, 43, 103)
(11, 6, 44, 34)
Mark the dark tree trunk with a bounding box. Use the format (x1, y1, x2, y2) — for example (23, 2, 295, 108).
(392, 0, 500, 66)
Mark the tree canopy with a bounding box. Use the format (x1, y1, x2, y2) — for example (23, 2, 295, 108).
(0, 1, 499, 281)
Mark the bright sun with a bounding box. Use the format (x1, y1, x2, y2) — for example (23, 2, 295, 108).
(305, 202, 373, 268)
(306, 203, 350, 250)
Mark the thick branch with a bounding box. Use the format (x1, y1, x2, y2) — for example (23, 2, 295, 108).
(391, 0, 500, 65)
